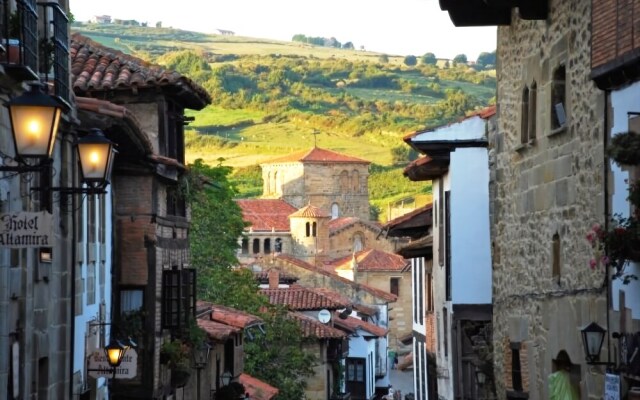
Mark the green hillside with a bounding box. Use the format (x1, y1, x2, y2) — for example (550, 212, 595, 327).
(72, 23, 496, 222)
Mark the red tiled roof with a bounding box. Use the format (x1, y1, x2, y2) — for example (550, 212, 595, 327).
(236, 199, 297, 232)
(259, 285, 351, 310)
(333, 314, 388, 337)
(275, 254, 397, 302)
(331, 249, 409, 272)
(262, 147, 370, 165)
(403, 155, 450, 181)
(290, 312, 348, 339)
(197, 301, 262, 329)
(239, 373, 279, 400)
(383, 204, 433, 231)
(289, 204, 329, 218)
(70, 33, 211, 109)
(197, 318, 240, 341)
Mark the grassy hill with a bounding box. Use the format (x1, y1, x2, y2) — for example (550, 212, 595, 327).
(72, 23, 496, 222)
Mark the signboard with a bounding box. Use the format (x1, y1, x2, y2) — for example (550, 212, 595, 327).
(605, 373, 620, 400)
(0, 212, 53, 248)
(87, 349, 137, 379)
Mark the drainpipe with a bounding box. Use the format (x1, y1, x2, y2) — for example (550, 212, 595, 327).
(603, 91, 611, 362)
(69, 133, 77, 398)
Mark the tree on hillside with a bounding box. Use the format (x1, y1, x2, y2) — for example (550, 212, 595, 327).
(155, 21, 162, 28)
(453, 54, 468, 65)
(378, 54, 389, 64)
(421, 52, 437, 65)
(156, 50, 211, 82)
(476, 51, 497, 69)
(391, 145, 419, 166)
(403, 55, 417, 66)
(343, 41, 354, 50)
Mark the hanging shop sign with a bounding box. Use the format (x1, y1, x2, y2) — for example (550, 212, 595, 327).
(0, 212, 53, 248)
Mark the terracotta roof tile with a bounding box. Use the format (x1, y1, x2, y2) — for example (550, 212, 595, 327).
(312, 288, 379, 317)
(197, 301, 262, 329)
(331, 249, 409, 272)
(333, 314, 388, 337)
(236, 199, 297, 232)
(70, 33, 211, 109)
(327, 217, 382, 235)
(262, 147, 370, 165)
(289, 204, 329, 218)
(259, 285, 350, 310)
(383, 204, 433, 231)
(290, 312, 348, 339)
(275, 254, 397, 302)
(197, 318, 240, 341)
(239, 373, 279, 400)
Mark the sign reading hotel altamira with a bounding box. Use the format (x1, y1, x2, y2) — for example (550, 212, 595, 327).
(0, 212, 53, 248)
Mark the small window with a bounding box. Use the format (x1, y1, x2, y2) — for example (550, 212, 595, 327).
(252, 238, 260, 254)
(443, 308, 448, 358)
(551, 66, 566, 130)
(161, 268, 196, 329)
(121, 289, 144, 313)
(521, 86, 530, 144)
(511, 343, 523, 392)
(353, 233, 363, 252)
(264, 238, 271, 254)
(552, 233, 561, 282)
(390, 277, 400, 296)
(312, 222, 317, 237)
(274, 238, 282, 253)
(351, 170, 360, 192)
(340, 170, 349, 191)
(426, 273, 434, 312)
(305, 222, 311, 237)
(331, 203, 339, 219)
(241, 238, 249, 254)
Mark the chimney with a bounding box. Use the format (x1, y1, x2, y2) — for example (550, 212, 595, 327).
(268, 269, 280, 289)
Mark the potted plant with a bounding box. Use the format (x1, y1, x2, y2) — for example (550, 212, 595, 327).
(606, 131, 640, 166)
(160, 338, 192, 387)
(587, 182, 640, 284)
(39, 37, 55, 73)
(1, 11, 21, 63)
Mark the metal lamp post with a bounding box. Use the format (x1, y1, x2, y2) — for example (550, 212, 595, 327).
(193, 342, 211, 400)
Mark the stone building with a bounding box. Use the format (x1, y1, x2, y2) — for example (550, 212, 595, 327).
(439, 0, 619, 398)
(70, 34, 211, 399)
(261, 147, 371, 221)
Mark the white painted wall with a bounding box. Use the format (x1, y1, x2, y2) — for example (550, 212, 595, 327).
(449, 147, 492, 305)
(411, 116, 486, 142)
(608, 82, 640, 319)
(73, 190, 113, 392)
(347, 332, 377, 399)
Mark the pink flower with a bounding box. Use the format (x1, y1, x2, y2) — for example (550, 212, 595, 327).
(592, 223, 602, 233)
(586, 232, 595, 243)
(589, 259, 597, 269)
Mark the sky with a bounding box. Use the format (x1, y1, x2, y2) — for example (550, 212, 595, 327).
(70, 0, 497, 60)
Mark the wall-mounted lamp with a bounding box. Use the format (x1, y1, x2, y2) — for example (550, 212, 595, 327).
(104, 339, 127, 368)
(220, 370, 233, 387)
(193, 342, 211, 369)
(0, 85, 116, 194)
(475, 369, 486, 385)
(581, 321, 613, 366)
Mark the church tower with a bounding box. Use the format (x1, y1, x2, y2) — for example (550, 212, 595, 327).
(260, 147, 371, 221)
(289, 204, 330, 264)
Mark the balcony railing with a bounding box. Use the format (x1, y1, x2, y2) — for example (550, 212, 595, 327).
(38, 1, 70, 106)
(0, 1, 70, 105)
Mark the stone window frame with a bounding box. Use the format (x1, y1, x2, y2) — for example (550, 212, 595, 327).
(552, 232, 561, 283)
(517, 81, 538, 149)
(549, 64, 568, 136)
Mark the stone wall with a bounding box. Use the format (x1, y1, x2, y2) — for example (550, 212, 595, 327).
(491, 0, 607, 398)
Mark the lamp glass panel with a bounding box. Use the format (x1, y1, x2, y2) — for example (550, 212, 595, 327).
(106, 347, 124, 366)
(585, 331, 603, 357)
(78, 142, 111, 181)
(10, 105, 60, 158)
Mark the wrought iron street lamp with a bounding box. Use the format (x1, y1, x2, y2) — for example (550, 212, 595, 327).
(104, 340, 127, 368)
(221, 370, 233, 387)
(7, 83, 62, 160)
(581, 322, 607, 364)
(76, 128, 116, 189)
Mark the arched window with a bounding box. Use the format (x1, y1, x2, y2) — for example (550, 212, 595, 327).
(264, 238, 271, 254)
(551, 66, 566, 130)
(340, 170, 349, 191)
(530, 81, 537, 140)
(353, 233, 363, 252)
(331, 203, 339, 219)
(351, 170, 360, 192)
(312, 222, 317, 237)
(306, 222, 311, 237)
(274, 238, 282, 253)
(241, 238, 249, 254)
(252, 238, 260, 254)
